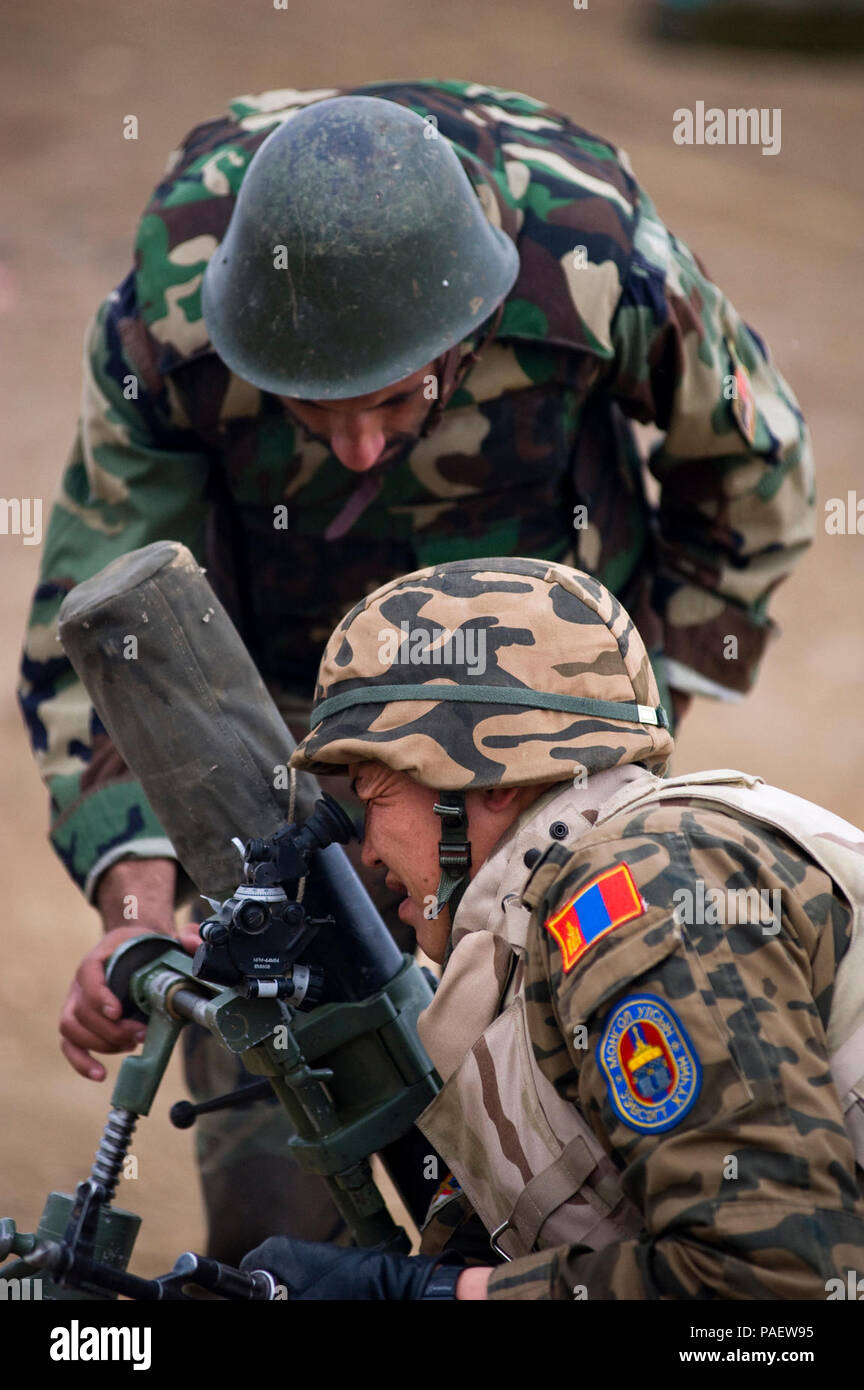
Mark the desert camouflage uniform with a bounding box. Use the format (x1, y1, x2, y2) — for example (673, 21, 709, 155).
(411, 772, 864, 1299)
(291, 558, 864, 1299)
(20, 78, 813, 899)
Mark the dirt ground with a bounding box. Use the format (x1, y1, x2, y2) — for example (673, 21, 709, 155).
(1, 0, 862, 1282)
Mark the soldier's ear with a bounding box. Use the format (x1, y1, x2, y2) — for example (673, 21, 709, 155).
(480, 786, 522, 813)
(480, 781, 560, 816)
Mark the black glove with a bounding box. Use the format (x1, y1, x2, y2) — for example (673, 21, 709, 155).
(239, 1237, 463, 1301)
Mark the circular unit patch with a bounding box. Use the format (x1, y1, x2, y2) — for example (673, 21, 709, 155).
(597, 993, 702, 1133)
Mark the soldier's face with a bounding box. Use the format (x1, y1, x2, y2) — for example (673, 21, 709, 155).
(279, 360, 438, 473)
(350, 759, 537, 963)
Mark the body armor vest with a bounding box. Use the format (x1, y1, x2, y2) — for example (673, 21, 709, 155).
(417, 769, 864, 1261)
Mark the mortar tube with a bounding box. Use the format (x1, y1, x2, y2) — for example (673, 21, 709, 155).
(303, 843, 404, 1000)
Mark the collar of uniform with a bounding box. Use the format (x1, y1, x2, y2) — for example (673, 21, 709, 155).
(450, 763, 654, 957)
(418, 763, 655, 1082)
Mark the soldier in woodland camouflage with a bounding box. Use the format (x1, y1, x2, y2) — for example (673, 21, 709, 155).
(20, 81, 815, 1258)
(21, 80, 813, 897)
(239, 557, 864, 1300)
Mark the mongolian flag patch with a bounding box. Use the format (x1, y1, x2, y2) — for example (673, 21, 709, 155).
(426, 1170, 463, 1220)
(544, 862, 644, 973)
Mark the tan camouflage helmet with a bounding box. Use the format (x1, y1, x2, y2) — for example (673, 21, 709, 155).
(290, 558, 674, 788)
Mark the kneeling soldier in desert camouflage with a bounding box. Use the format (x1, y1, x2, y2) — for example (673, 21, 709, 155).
(238, 557, 864, 1300)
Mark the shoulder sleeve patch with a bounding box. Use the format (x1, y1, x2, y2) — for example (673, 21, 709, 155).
(544, 862, 644, 973)
(598, 994, 702, 1133)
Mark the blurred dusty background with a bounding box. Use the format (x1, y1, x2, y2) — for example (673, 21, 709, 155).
(1, 0, 862, 1279)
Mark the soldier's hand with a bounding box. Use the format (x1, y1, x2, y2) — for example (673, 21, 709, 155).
(59, 924, 167, 1080)
(239, 1237, 464, 1300)
(59, 857, 183, 1081)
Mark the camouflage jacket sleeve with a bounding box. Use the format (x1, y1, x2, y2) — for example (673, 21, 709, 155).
(604, 184, 815, 697)
(18, 275, 212, 899)
(487, 808, 864, 1300)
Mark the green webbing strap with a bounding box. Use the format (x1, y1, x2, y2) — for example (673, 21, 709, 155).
(310, 684, 670, 730)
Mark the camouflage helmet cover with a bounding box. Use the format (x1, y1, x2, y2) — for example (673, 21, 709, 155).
(290, 558, 674, 788)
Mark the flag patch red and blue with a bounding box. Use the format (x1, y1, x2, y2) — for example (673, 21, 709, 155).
(544, 863, 644, 973)
(427, 1170, 462, 1220)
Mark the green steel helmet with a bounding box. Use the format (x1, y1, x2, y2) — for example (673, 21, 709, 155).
(291, 557, 674, 789)
(201, 96, 520, 399)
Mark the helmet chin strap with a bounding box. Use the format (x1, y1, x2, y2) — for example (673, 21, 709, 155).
(430, 791, 472, 923)
(420, 303, 505, 439)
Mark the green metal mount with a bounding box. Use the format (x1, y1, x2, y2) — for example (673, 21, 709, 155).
(1, 932, 440, 1292)
(254, 956, 441, 1174)
(0, 1195, 141, 1301)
